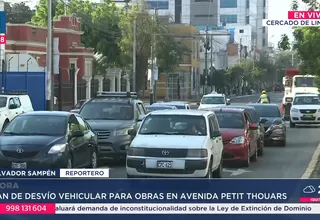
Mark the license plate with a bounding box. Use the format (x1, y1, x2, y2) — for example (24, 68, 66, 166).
(12, 162, 27, 169)
(157, 161, 173, 168)
(303, 114, 313, 118)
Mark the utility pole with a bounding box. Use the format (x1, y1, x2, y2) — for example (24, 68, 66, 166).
(133, 20, 136, 92)
(47, 0, 54, 110)
(149, 9, 157, 104)
(204, 26, 209, 94)
(210, 34, 213, 91)
(153, 9, 158, 102)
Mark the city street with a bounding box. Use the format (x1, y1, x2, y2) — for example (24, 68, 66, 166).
(101, 92, 320, 178)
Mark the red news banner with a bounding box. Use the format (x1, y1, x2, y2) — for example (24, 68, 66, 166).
(288, 11, 320, 19)
(0, 203, 55, 214)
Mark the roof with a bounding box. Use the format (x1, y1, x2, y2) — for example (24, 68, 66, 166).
(203, 93, 225, 97)
(294, 93, 319, 97)
(227, 105, 255, 110)
(148, 109, 211, 116)
(21, 111, 72, 117)
(248, 103, 278, 107)
(153, 102, 188, 106)
(210, 107, 244, 113)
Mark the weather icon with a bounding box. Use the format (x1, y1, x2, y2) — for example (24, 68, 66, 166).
(303, 185, 316, 193)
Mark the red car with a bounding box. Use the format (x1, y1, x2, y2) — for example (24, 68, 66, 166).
(213, 108, 259, 167)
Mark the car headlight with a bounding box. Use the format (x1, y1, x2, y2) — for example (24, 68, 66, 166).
(291, 108, 299, 113)
(48, 144, 66, 154)
(111, 128, 128, 136)
(127, 147, 145, 156)
(187, 149, 208, 158)
(230, 136, 245, 144)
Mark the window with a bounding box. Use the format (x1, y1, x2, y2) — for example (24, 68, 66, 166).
(0, 97, 7, 107)
(195, 0, 213, 2)
(139, 115, 207, 135)
(201, 97, 226, 104)
(68, 115, 80, 133)
(75, 116, 88, 131)
(195, 15, 213, 17)
(220, 14, 237, 23)
(245, 16, 250, 24)
(85, 60, 92, 77)
(3, 115, 67, 136)
(80, 101, 134, 120)
(8, 98, 14, 106)
(253, 105, 281, 118)
(246, 0, 249, 8)
(146, 1, 169, 9)
(263, 38, 266, 47)
(210, 116, 219, 131)
(215, 112, 245, 129)
(175, 0, 181, 23)
(137, 103, 146, 114)
(69, 63, 76, 82)
(13, 97, 21, 107)
(220, 0, 237, 8)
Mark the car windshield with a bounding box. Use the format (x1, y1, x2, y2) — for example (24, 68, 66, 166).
(80, 102, 134, 120)
(201, 97, 225, 104)
(294, 77, 316, 87)
(252, 105, 281, 118)
(167, 104, 185, 109)
(0, 97, 6, 107)
(215, 112, 244, 129)
(146, 106, 173, 111)
(246, 109, 259, 123)
(139, 115, 207, 136)
(293, 96, 320, 105)
(2, 115, 67, 136)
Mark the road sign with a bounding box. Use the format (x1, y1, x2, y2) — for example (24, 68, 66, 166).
(0, 12, 6, 34)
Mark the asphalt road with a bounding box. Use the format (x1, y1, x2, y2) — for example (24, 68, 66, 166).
(102, 92, 320, 178)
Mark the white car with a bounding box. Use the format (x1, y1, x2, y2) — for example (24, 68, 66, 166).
(126, 110, 224, 178)
(0, 93, 34, 130)
(290, 93, 320, 128)
(198, 93, 230, 109)
(152, 102, 190, 109)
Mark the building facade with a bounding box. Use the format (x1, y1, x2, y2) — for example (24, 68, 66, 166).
(218, 0, 268, 50)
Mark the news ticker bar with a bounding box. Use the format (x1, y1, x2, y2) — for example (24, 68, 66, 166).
(2, 203, 320, 214)
(0, 169, 109, 178)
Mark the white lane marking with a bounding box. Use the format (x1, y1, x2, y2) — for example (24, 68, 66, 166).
(301, 143, 320, 179)
(223, 168, 252, 176)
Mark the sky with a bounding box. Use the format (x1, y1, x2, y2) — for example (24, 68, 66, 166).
(9, 0, 304, 47)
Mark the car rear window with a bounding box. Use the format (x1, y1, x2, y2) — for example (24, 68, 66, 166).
(251, 105, 281, 118)
(215, 112, 244, 129)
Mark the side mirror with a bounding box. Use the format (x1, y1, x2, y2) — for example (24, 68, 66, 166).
(259, 118, 268, 124)
(9, 104, 17, 109)
(249, 124, 258, 130)
(72, 130, 84, 137)
(211, 130, 221, 138)
(197, 103, 200, 105)
(137, 115, 145, 122)
(128, 129, 137, 136)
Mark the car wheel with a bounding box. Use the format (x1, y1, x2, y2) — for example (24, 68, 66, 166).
(204, 160, 213, 178)
(257, 139, 264, 156)
(213, 158, 223, 178)
(243, 147, 250, 167)
(290, 121, 295, 128)
(250, 146, 258, 162)
(279, 139, 286, 147)
(91, 149, 98, 168)
(66, 156, 73, 168)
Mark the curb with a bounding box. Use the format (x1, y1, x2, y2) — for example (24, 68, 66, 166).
(301, 143, 320, 179)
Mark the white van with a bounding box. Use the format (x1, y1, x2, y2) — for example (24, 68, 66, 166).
(0, 94, 34, 129)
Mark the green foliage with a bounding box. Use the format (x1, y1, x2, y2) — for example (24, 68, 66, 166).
(119, 2, 184, 91)
(30, 0, 122, 66)
(278, 34, 291, 51)
(291, 0, 299, 10)
(5, 2, 34, 24)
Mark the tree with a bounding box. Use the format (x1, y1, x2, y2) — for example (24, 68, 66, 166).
(119, 2, 183, 92)
(5, 2, 34, 24)
(30, 0, 122, 66)
(278, 34, 291, 51)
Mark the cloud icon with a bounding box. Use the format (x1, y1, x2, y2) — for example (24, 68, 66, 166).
(303, 185, 316, 193)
